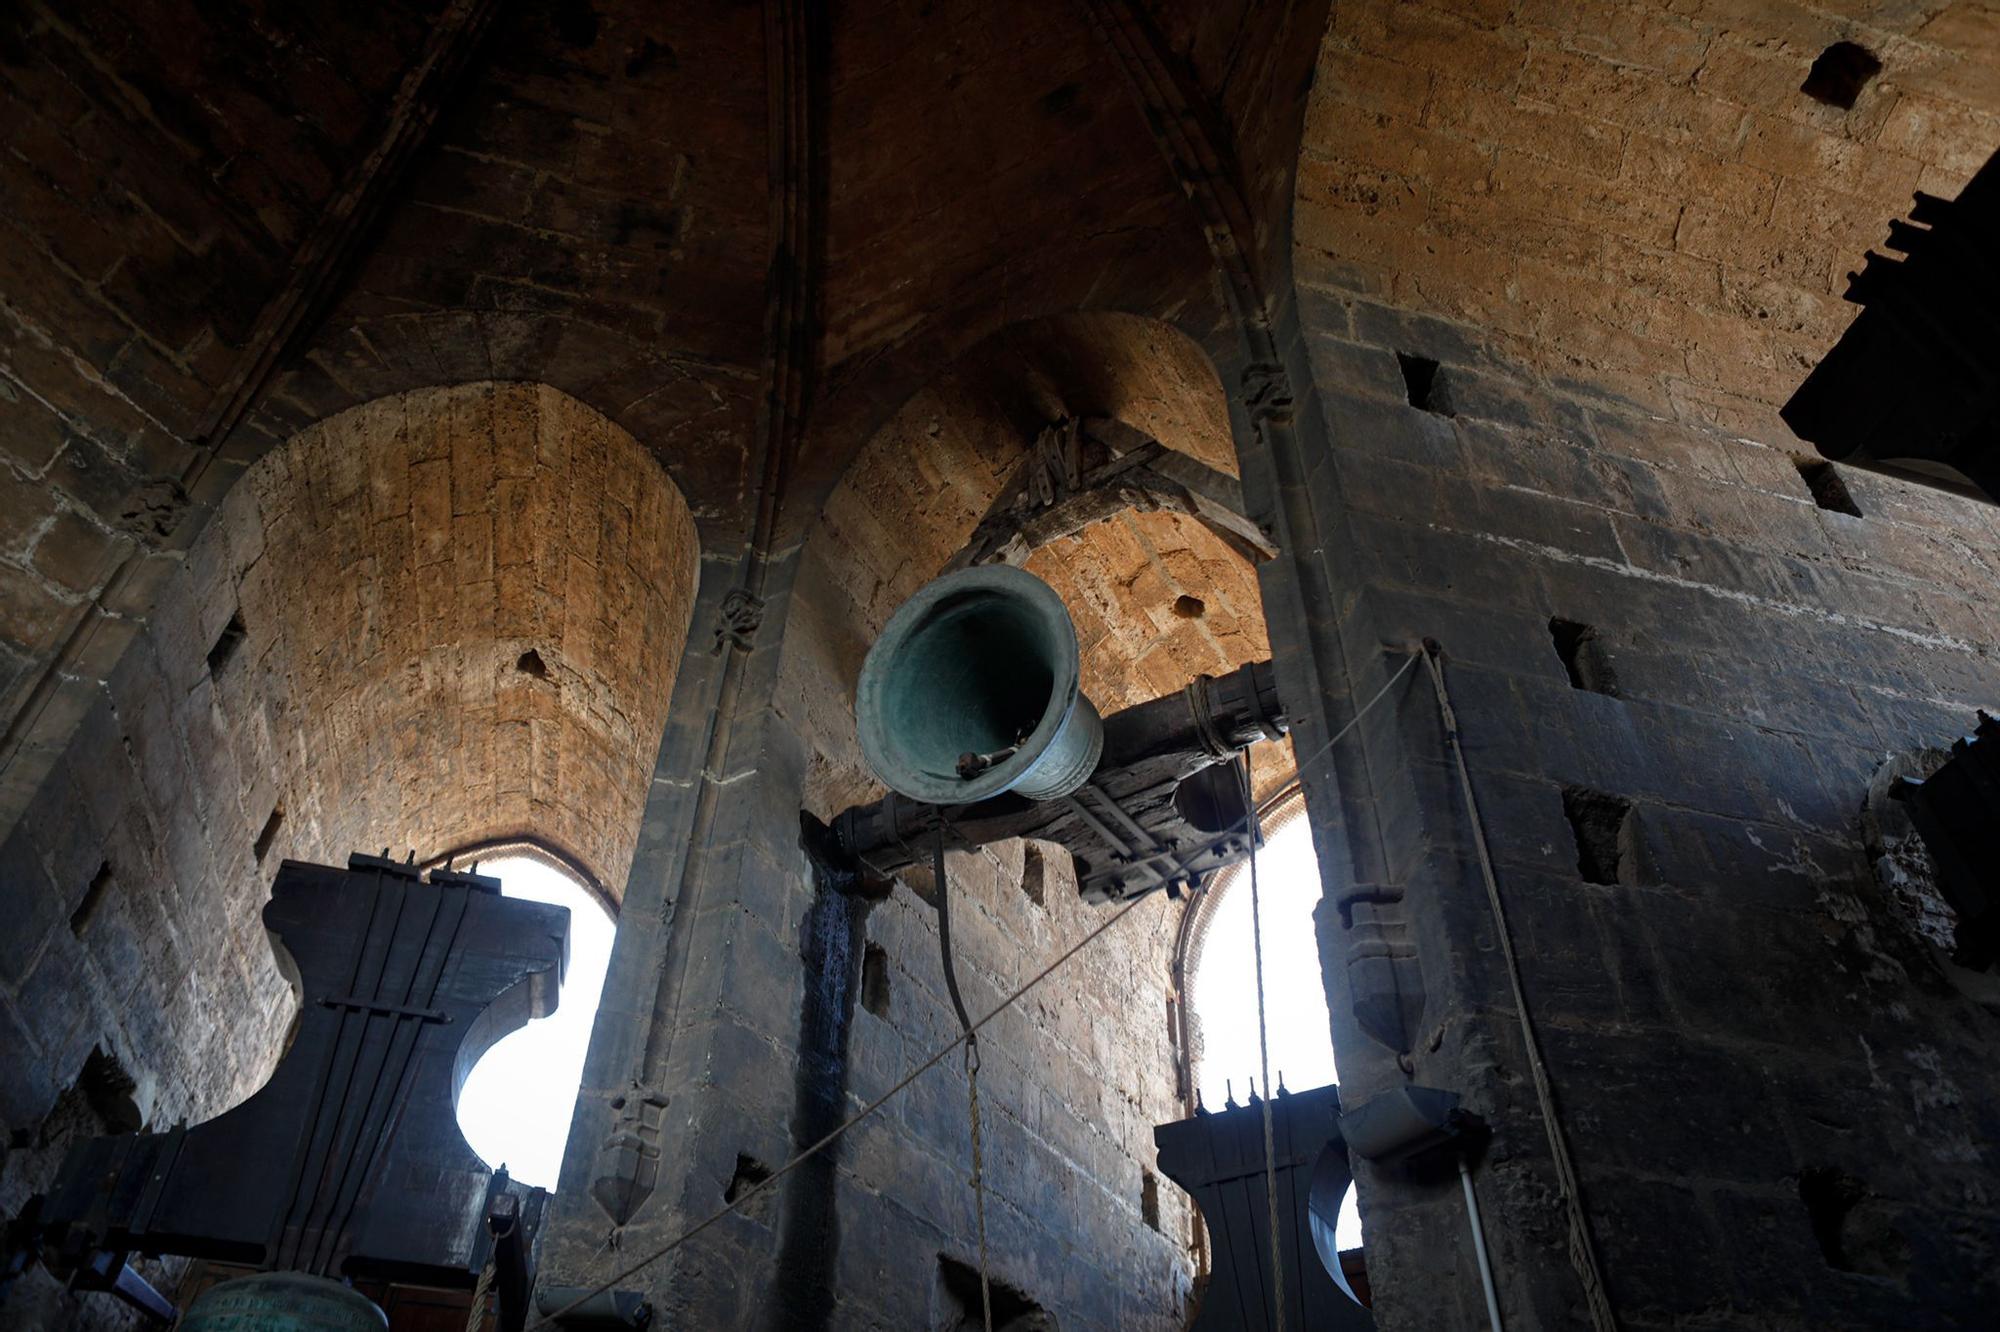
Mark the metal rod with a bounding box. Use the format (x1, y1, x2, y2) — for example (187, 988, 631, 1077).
(1459, 1154, 1504, 1332)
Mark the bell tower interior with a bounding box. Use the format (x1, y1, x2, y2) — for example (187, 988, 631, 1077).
(2, 1, 1999, 1329)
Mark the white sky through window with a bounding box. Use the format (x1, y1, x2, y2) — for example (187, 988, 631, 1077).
(454, 854, 614, 1190)
(1188, 807, 1362, 1249)
(1191, 813, 1338, 1105)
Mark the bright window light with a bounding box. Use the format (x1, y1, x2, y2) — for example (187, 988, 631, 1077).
(454, 853, 614, 1190)
(1187, 802, 1362, 1248)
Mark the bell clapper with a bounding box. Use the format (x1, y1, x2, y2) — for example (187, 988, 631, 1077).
(955, 743, 1021, 779)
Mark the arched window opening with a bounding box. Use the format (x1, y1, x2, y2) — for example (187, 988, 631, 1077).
(1184, 789, 1363, 1252)
(451, 849, 615, 1190)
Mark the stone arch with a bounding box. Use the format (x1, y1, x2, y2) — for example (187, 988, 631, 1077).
(775, 310, 1289, 1315)
(219, 381, 700, 897)
(229, 310, 752, 554)
(0, 380, 698, 1170)
(785, 310, 1290, 815)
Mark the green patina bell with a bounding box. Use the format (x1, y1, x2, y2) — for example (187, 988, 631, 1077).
(857, 565, 1104, 805)
(180, 1272, 388, 1331)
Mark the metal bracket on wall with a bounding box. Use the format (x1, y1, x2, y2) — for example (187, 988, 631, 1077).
(829, 659, 1288, 904)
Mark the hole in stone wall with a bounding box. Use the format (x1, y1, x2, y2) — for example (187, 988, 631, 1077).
(516, 648, 549, 678)
(1562, 787, 1641, 886)
(861, 941, 891, 1017)
(1548, 618, 1620, 696)
(205, 612, 246, 676)
(937, 1253, 1045, 1330)
(35, 1046, 144, 1145)
(1172, 594, 1205, 619)
(76, 1046, 143, 1134)
(1799, 1166, 1910, 1277)
(1800, 42, 1881, 109)
(1021, 843, 1048, 908)
(70, 861, 113, 935)
(726, 1152, 777, 1225)
(1141, 1170, 1161, 1232)
(1795, 458, 1863, 517)
(253, 804, 284, 862)
(1397, 352, 1455, 417)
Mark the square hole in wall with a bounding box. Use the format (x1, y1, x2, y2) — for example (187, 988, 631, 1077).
(1794, 458, 1862, 517)
(1800, 42, 1880, 109)
(254, 804, 285, 862)
(725, 1153, 777, 1226)
(1021, 843, 1048, 908)
(1799, 1166, 1908, 1278)
(205, 612, 246, 676)
(1548, 618, 1619, 696)
(937, 1254, 1046, 1331)
(1396, 352, 1455, 417)
(1561, 787, 1644, 886)
(73, 1045, 144, 1134)
(70, 861, 113, 935)
(861, 941, 891, 1018)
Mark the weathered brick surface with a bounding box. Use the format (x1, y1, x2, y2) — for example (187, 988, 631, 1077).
(1296, 0, 2000, 435)
(219, 382, 698, 890)
(0, 0, 456, 798)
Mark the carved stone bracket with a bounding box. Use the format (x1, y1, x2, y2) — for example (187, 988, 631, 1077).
(589, 1081, 672, 1228)
(714, 587, 767, 652)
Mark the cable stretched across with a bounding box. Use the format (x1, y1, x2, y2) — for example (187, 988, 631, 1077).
(523, 888, 1156, 1330)
(1237, 755, 1285, 1332)
(526, 653, 1420, 1330)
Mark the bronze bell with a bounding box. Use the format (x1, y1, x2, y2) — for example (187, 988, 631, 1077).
(856, 565, 1103, 804)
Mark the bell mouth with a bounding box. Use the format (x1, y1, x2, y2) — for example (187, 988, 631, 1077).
(856, 565, 1098, 804)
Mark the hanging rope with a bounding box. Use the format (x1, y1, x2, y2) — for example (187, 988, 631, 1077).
(1235, 754, 1286, 1331)
(464, 1261, 494, 1332)
(1424, 647, 1618, 1332)
(526, 654, 1420, 1331)
(522, 878, 1154, 1330)
(934, 815, 995, 1332)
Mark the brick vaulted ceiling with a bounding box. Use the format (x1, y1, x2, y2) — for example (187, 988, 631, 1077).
(4, 0, 1998, 803)
(0, 0, 1290, 733)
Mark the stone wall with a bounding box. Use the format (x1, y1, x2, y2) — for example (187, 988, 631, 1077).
(227, 382, 697, 894)
(1271, 7, 2000, 1326)
(1298, 293, 2000, 1328)
(1289, 172, 2000, 1332)
(0, 383, 696, 1325)
(0, 0, 457, 840)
